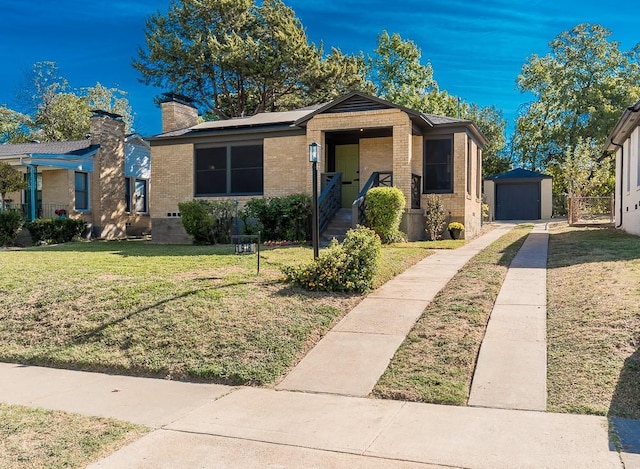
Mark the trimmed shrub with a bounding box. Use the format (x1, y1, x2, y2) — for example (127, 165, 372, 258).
(178, 200, 234, 245)
(0, 210, 25, 246)
(243, 194, 311, 242)
(365, 186, 406, 243)
(283, 225, 381, 293)
(27, 218, 86, 244)
(424, 194, 446, 240)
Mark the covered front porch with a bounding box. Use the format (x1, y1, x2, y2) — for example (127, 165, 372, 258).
(303, 111, 428, 241)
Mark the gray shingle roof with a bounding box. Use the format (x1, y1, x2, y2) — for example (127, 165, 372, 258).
(0, 140, 93, 157)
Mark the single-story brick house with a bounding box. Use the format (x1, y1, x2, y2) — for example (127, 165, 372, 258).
(149, 91, 487, 243)
(0, 111, 150, 238)
(605, 98, 640, 236)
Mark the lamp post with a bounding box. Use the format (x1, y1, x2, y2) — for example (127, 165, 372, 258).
(309, 142, 320, 259)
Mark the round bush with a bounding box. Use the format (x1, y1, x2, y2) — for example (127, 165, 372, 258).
(365, 186, 406, 244)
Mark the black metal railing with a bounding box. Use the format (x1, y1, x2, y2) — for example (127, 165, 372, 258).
(318, 172, 342, 234)
(5, 203, 70, 220)
(411, 173, 421, 209)
(351, 171, 393, 227)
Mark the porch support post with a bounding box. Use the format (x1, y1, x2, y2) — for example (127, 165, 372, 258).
(28, 164, 37, 222)
(392, 117, 413, 207)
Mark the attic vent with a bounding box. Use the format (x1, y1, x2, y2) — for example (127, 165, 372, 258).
(326, 95, 392, 114)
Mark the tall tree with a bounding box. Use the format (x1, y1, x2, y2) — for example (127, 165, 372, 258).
(367, 31, 510, 176)
(0, 106, 31, 143)
(9, 62, 135, 142)
(134, 0, 366, 119)
(0, 163, 27, 210)
(514, 23, 640, 175)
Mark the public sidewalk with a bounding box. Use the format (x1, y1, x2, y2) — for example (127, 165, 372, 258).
(0, 362, 627, 469)
(277, 224, 515, 396)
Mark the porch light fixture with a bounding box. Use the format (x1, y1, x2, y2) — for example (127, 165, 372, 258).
(309, 141, 319, 163)
(309, 142, 320, 259)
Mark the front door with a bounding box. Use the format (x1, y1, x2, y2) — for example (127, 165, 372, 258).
(335, 144, 359, 208)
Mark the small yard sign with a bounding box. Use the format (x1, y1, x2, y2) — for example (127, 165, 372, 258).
(232, 233, 261, 275)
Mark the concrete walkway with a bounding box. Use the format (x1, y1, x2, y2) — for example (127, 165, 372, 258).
(469, 223, 548, 411)
(277, 224, 515, 396)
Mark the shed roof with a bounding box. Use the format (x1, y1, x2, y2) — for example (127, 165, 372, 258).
(486, 168, 552, 181)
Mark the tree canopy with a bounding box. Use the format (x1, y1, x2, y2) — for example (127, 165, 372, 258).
(513, 24, 640, 175)
(0, 163, 27, 210)
(134, 0, 366, 119)
(0, 62, 134, 143)
(366, 31, 509, 177)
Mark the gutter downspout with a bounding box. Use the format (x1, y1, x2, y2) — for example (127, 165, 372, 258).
(611, 141, 623, 228)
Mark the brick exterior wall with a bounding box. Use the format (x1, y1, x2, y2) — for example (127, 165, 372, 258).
(161, 101, 199, 133)
(150, 107, 484, 243)
(87, 115, 127, 239)
(264, 135, 307, 197)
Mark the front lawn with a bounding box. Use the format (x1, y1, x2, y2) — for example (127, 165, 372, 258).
(0, 403, 146, 469)
(547, 226, 640, 419)
(0, 240, 443, 385)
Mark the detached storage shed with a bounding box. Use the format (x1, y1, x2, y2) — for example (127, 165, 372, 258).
(484, 168, 552, 221)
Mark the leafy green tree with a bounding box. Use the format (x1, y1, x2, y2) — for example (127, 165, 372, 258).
(514, 23, 640, 178)
(134, 0, 366, 119)
(0, 106, 31, 143)
(367, 31, 510, 178)
(11, 62, 134, 141)
(368, 31, 437, 110)
(0, 163, 27, 210)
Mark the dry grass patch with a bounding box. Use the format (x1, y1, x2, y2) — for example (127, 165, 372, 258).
(547, 225, 640, 419)
(0, 239, 436, 385)
(372, 225, 532, 404)
(0, 403, 146, 469)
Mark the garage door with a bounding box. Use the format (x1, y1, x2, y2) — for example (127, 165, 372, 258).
(495, 182, 540, 220)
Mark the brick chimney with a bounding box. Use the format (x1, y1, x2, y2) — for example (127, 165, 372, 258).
(89, 110, 127, 239)
(160, 92, 198, 133)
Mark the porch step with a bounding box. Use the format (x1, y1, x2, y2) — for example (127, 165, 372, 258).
(321, 208, 352, 245)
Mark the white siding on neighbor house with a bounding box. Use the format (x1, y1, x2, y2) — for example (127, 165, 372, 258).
(616, 126, 640, 236)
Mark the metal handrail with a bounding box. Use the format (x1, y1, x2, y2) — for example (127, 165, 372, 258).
(351, 171, 393, 227)
(318, 172, 342, 234)
(411, 173, 422, 209)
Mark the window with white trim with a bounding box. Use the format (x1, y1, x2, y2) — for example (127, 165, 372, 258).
(134, 179, 148, 213)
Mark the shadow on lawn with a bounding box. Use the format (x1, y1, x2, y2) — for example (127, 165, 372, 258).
(608, 347, 640, 455)
(71, 280, 250, 345)
(548, 227, 640, 269)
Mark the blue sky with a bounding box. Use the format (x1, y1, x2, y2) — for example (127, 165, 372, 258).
(0, 0, 636, 137)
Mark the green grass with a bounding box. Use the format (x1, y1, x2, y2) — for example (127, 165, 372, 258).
(0, 239, 436, 385)
(547, 226, 640, 419)
(372, 225, 532, 404)
(0, 403, 146, 469)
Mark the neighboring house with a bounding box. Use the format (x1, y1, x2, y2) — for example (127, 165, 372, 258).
(606, 99, 640, 236)
(149, 91, 487, 243)
(484, 168, 552, 221)
(0, 111, 151, 239)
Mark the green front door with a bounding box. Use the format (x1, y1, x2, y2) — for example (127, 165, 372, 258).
(335, 144, 359, 208)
